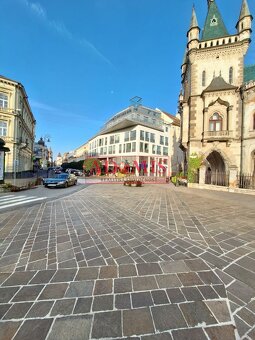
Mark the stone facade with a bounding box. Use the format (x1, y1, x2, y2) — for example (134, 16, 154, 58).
(179, 0, 255, 180)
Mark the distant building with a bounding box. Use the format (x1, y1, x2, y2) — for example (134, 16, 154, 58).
(33, 137, 52, 170)
(55, 152, 63, 166)
(87, 104, 182, 176)
(0, 75, 36, 174)
(179, 0, 255, 185)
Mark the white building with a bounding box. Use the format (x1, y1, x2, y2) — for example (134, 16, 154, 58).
(88, 105, 182, 176)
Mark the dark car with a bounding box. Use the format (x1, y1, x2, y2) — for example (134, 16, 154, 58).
(66, 168, 83, 176)
(44, 173, 77, 188)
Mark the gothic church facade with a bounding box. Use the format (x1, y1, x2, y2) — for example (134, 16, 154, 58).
(179, 0, 255, 183)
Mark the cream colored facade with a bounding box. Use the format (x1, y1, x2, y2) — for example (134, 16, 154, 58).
(179, 0, 255, 180)
(0, 76, 36, 173)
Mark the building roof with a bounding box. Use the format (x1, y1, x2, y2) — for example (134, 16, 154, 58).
(238, 0, 252, 21)
(189, 6, 199, 30)
(201, 0, 229, 41)
(161, 111, 180, 127)
(203, 76, 237, 93)
(244, 65, 255, 83)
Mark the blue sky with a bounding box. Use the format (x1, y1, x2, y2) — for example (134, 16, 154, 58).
(1, 0, 255, 158)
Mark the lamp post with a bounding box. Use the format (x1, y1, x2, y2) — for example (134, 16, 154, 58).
(0, 138, 10, 185)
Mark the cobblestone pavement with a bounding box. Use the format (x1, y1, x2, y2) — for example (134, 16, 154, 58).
(0, 184, 255, 339)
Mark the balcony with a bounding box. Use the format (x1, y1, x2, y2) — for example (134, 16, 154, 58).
(203, 130, 233, 142)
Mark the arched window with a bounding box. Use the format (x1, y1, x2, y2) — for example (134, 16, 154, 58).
(209, 112, 222, 132)
(202, 71, 206, 87)
(229, 67, 233, 84)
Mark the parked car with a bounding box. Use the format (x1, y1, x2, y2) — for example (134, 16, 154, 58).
(44, 173, 77, 188)
(66, 168, 83, 176)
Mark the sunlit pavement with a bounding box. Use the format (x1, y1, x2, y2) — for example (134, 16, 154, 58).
(0, 183, 254, 339)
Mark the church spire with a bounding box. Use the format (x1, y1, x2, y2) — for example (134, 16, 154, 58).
(238, 0, 251, 21)
(190, 6, 198, 30)
(202, 0, 229, 40)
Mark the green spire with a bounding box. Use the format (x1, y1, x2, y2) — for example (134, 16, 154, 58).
(201, 0, 229, 40)
(190, 6, 199, 30)
(238, 0, 251, 20)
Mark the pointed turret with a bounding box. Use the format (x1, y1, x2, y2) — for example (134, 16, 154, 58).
(187, 6, 200, 50)
(236, 0, 253, 40)
(201, 0, 228, 40)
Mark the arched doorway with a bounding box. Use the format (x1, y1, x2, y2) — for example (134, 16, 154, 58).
(205, 151, 228, 186)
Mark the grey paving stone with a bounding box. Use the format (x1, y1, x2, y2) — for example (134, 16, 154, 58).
(160, 260, 190, 274)
(11, 285, 44, 302)
(227, 279, 255, 303)
(205, 301, 231, 323)
(151, 305, 187, 331)
(141, 333, 173, 340)
(75, 267, 99, 280)
(92, 311, 122, 338)
(114, 278, 132, 293)
(177, 272, 203, 286)
(198, 285, 219, 300)
(212, 284, 227, 298)
(26, 301, 54, 318)
(132, 276, 158, 291)
(237, 307, 255, 326)
(119, 264, 137, 277)
(204, 325, 236, 340)
(92, 294, 113, 311)
(166, 288, 186, 303)
(197, 271, 222, 284)
(94, 279, 113, 295)
(47, 315, 92, 340)
(234, 315, 251, 337)
(65, 280, 94, 297)
(0, 304, 12, 319)
(137, 263, 162, 276)
(179, 301, 217, 327)
(0, 287, 20, 304)
(51, 269, 77, 283)
(3, 302, 33, 320)
(181, 287, 204, 301)
(172, 328, 207, 340)
(2, 271, 36, 286)
(115, 293, 131, 309)
(123, 308, 154, 336)
(0, 320, 22, 340)
(38, 283, 68, 300)
(73, 297, 92, 314)
(99, 265, 118, 279)
(151, 290, 169, 305)
(132, 291, 153, 308)
(156, 274, 182, 289)
(51, 299, 75, 316)
(108, 246, 127, 259)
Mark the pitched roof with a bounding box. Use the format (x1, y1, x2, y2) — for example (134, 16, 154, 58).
(244, 65, 255, 82)
(189, 6, 199, 30)
(201, 0, 229, 40)
(203, 76, 237, 93)
(161, 111, 180, 127)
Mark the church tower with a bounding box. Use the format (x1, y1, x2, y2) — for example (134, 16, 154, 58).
(179, 0, 255, 184)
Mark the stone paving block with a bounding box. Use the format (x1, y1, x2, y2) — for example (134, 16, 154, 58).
(204, 325, 236, 340)
(0, 320, 22, 340)
(197, 270, 222, 285)
(0, 273, 11, 285)
(94, 279, 113, 295)
(75, 267, 99, 280)
(119, 264, 137, 277)
(115, 293, 131, 309)
(198, 285, 219, 300)
(227, 279, 255, 303)
(38, 283, 68, 300)
(47, 315, 92, 340)
(26, 300, 54, 318)
(114, 277, 132, 293)
(237, 307, 255, 326)
(65, 280, 94, 297)
(99, 265, 118, 279)
(181, 287, 204, 301)
(131, 291, 153, 308)
(0, 304, 12, 319)
(132, 276, 158, 291)
(51, 269, 77, 283)
(92, 294, 113, 311)
(3, 302, 33, 320)
(179, 301, 217, 327)
(141, 333, 173, 340)
(108, 246, 127, 259)
(151, 304, 187, 331)
(151, 290, 169, 305)
(166, 287, 186, 303)
(160, 260, 190, 274)
(234, 315, 251, 337)
(137, 263, 162, 276)
(123, 308, 154, 336)
(0, 286, 20, 304)
(172, 328, 207, 340)
(2, 271, 36, 286)
(73, 297, 92, 314)
(11, 285, 44, 302)
(50, 299, 75, 316)
(212, 284, 227, 298)
(177, 272, 203, 286)
(92, 311, 122, 338)
(205, 301, 231, 323)
(156, 274, 182, 289)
